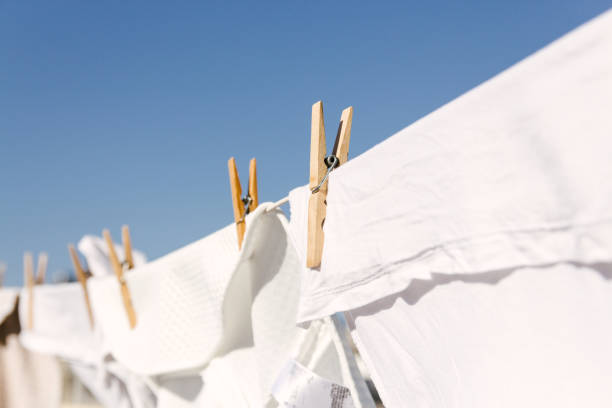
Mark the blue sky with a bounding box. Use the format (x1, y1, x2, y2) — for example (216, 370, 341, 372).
(1, 1, 610, 285)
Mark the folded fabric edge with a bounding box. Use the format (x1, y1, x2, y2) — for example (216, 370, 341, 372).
(298, 218, 612, 322)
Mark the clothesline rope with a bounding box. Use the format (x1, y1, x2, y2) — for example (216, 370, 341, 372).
(266, 196, 289, 212)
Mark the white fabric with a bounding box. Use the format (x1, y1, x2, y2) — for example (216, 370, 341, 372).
(16, 281, 155, 408)
(291, 9, 612, 322)
(72, 237, 157, 408)
(151, 205, 350, 407)
(18, 282, 99, 364)
(87, 223, 239, 375)
(326, 313, 375, 408)
(191, 321, 346, 408)
(124, 205, 364, 407)
(70, 361, 156, 408)
(346, 263, 612, 407)
(0, 288, 18, 322)
(272, 360, 355, 408)
(78, 235, 147, 277)
(0, 334, 63, 408)
(286, 9, 612, 408)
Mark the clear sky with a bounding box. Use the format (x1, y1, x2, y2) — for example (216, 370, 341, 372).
(1, 1, 610, 285)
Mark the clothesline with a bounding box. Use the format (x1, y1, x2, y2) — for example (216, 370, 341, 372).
(265, 195, 289, 212)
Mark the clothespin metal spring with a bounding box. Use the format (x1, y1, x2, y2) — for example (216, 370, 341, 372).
(311, 155, 339, 194)
(238, 195, 254, 223)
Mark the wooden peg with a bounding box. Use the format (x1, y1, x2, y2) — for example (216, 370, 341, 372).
(334, 107, 353, 165)
(306, 101, 354, 268)
(307, 101, 327, 268)
(23, 252, 34, 330)
(35, 252, 48, 285)
(122, 225, 134, 270)
(249, 158, 259, 210)
(228, 157, 246, 248)
(103, 229, 137, 329)
(228, 157, 260, 249)
(0, 262, 5, 287)
(68, 244, 94, 328)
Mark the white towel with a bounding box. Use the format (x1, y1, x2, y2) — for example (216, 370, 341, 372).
(87, 223, 239, 375)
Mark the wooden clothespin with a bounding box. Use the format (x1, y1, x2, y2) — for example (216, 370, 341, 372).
(122, 225, 134, 270)
(307, 101, 353, 268)
(228, 157, 259, 249)
(0, 262, 5, 287)
(68, 244, 95, 328)
(103, 228, 137, 329)
(23, 252, 35, 330)
(35, 252, 48, 285)
(23, 252, 48, 329)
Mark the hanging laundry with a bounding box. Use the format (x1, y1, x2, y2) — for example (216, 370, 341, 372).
(190, 205, 355, 407)
(86, 204, 368, 407)
(86, 223, 239, 376)
(16, 281, 155, 408)
(290, 9, 612, 408)
(65, 236, 157, 408)
(18, 283, 99, 364)
(346, 263, 612, 407)
(272, 360, 355, 408)
(0, 288, 63, 408)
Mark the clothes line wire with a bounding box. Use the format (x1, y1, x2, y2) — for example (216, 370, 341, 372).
(266, 196, 289, 212)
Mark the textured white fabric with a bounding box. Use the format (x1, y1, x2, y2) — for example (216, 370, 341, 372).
(87, 223, 238, 375)
(291, 9, 612, 322)
(18, 282, 99, 364)
(0, 288, 18, 322)
(78, 235, 147, 277)
(346, 263, 612, 407)
(149, 205, 363, 407)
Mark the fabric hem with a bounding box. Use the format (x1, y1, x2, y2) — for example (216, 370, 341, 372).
(298, 218, 612, 322)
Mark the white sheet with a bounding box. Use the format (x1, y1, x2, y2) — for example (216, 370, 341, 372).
(286, 9, 612, 408)
(292, 8, 612, 323)
(346, 263, 612, 407)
